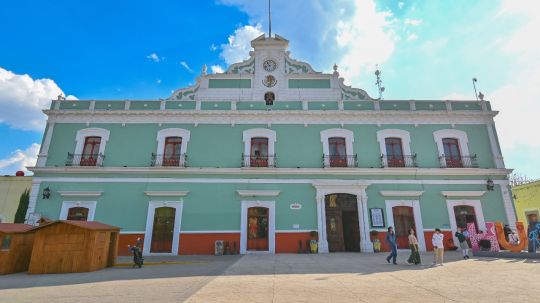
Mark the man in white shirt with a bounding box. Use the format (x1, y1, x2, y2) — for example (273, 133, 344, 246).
(432, 228, 444, 266)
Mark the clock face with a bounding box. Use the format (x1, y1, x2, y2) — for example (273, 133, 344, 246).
(263, 59, 277, 72)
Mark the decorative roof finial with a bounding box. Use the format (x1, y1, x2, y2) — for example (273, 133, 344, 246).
(472, 77, 479, 101)
(268, 0, 272, 38)
(374, 64, 385, 100)
(478, 91, 484, 101)
(202, 64, 207, 75)
(57, 94, 65, 101)
(333, 63, 339, 76)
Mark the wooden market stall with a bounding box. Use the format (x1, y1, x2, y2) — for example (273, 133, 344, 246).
(28, 220, 120, 274)
(0, 223, 35, 275)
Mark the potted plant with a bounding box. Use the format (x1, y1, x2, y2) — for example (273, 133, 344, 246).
(309, 231, 318, 253)
(370, 230, 381, 253)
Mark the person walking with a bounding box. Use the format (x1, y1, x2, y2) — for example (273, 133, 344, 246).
(407, 228, 421, 265)
(432, 228, 444, 266)
(386, 226, 398, 265)
(455, 227, 470, 259)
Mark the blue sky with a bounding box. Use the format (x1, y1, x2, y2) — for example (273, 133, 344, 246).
(0, 0, 538, 178)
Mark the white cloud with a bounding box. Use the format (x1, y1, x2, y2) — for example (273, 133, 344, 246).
(398, 2, 404, 9)
(220, 24, 264, 65)
(156, 79, 162, 84)
(210, 44, 218, 51)
(180, 61, 193, 73)
(407, 34, 418, 41)
(0, 143, 40, 176)
(442, 92, 473, 100)
(146, 53, 163, 62)
(404, 18, 422, 26)
(0, 67, 75, 131)
(335, 0, 396, 84)
(211, 65, 224, 74)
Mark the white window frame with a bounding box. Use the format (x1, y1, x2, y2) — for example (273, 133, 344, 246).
(384, 200, 426, 251)
(376, 129, 412, 156)
(74, 128, 110, 155)
(240, 200, 275, 254)
(156, 128, 191, 156)
(242, 128, 277, 167)
(59, 201, 97, 221)
(446, 200, 486, 247)
(320, 128, 354, 167)
(143, 201, 183, 256)
(433, 129, 470, 165)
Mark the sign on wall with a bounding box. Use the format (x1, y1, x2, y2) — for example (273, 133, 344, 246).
(290, 203, 302, 210)
(370, 208, 385, 228)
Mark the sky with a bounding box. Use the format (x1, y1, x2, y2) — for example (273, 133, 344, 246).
(0, 0, 539, 178)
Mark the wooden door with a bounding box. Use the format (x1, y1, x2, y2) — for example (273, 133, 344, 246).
(342, 211, 360, 252)
(392, 206, 416, 249)
(67, 207, 89, 221)
(150, 207, 176, 253)
(247, 207, 269, 251)
(326, 209, 345, 252)
(454, 205, 478, 230)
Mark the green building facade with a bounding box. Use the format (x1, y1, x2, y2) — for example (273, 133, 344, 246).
(26, 34, 515, 256)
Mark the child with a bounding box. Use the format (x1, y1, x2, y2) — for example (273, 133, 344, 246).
(455, 227, 470, 259)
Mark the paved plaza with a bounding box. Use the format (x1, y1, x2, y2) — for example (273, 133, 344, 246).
(0, 252, 538, 303)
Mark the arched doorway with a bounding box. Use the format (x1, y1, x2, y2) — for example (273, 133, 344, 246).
(247, 207, 269, 251)
(325, 193, 360, 252)
(150, 207, 176, 253)
(392, 206, 416, 249)
(454, 205, 478, 230)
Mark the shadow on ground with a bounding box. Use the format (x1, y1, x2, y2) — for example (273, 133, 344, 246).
(0, 251, 536, 290)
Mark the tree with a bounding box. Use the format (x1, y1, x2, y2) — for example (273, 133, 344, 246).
(14, 188, 30, 223)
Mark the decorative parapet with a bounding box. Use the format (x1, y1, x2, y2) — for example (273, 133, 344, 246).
(167, 82, 200, 101)
(339, 78, 374, 100)
(284, 53, 320, 74)
(225, 56, 255, 74)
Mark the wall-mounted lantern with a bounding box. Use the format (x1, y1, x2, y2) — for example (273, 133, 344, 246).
(486, 179, 495, 191)
(42, 187, 51, 199)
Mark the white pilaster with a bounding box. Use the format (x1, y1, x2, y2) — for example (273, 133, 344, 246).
(25, 180, 42, 224)
(36, 122, 55, 167)
(486, 122, 505, 168)
(359, 191, 374, 252)
(499, 182, 517, 229)
(316, 194, 329, 253)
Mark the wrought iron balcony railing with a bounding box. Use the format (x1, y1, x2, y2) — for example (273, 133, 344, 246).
(65, 153, 105, 167)
(380, 154, 418, 168)
(242, 154, 276, 168)
(439, 154, 478, 168)
(151, 153, 187, 167)
(323, 154, 358, 168)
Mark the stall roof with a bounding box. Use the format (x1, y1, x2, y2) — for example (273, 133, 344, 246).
(0, 223, 34, 233)
(33, 220, 121, 231)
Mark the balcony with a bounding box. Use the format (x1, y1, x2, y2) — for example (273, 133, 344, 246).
(151, 153, 187, 167)
(323, 155, 358, 168)
(242, 154, 276, 168)
(439, 155, 478, 168)
(65, 153, 105, 167)
(380, 154, 417, 168)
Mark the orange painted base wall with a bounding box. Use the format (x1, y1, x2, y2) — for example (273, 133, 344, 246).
(179, 233, 240, 255)
(119, 232, 314, 255)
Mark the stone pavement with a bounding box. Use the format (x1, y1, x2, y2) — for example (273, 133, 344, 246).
(1, 252, 539, 303)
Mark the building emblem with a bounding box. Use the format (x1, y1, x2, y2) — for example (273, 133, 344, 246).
(263, 75, 277, 87)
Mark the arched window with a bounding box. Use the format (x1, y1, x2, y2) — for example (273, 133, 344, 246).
(443, 138, 462, 168)
(80, 136, 102, 166)
(250, 137, 269, 167)
(385, 137, 404, 167)
(163, 137, 182, 166)
(328, 137, 347, 167)
(67, 207, 89, 221)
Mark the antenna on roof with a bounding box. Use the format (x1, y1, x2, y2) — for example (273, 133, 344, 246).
(374, 65, 385, 100)
(472, 78, 479, 101)
(268, 0, 272, 38)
